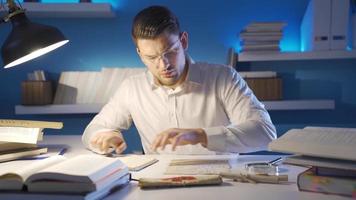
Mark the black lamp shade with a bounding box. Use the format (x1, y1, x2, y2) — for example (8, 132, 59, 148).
(1, 12, 69, 68)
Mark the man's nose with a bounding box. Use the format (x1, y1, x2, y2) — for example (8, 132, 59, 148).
(158, 55, 170, 69)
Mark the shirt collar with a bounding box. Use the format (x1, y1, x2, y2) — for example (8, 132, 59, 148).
(146, 54, 202, 90)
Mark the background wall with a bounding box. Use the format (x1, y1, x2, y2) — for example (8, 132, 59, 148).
(0, 0, 355, 153)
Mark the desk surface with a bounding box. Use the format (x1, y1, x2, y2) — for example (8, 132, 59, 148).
(21, 135, 354, 200)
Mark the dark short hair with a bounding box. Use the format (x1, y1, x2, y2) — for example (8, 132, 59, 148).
(132, 6, 180, 42)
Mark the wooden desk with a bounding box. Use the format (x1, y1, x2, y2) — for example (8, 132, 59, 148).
(3, 135, 352, 200)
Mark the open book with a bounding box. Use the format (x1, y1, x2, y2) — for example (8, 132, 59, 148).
(269, 126, 356, 161)
(0, 154, 129, 193)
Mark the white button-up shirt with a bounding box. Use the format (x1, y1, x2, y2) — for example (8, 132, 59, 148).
(82, 59, 276, 155)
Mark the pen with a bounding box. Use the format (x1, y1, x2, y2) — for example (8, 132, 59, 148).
(268, 157, 283, 165)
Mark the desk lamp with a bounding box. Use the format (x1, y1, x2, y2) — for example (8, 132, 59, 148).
(1, 0, 69, 68)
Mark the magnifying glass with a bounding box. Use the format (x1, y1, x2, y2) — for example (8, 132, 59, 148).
(245, 157, 283, 175)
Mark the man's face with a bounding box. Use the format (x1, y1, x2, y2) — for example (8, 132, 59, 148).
(136, 31, 188, 87)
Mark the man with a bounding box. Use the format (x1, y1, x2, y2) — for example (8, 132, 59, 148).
(82, 5, 276, 155)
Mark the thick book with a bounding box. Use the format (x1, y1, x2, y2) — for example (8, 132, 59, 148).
(284, 155, 356, 171)
(0, 154, 129, 193)
(0, 174, 130, 200)
(268, 126, 356, 161)
(298, 167, 356, 197)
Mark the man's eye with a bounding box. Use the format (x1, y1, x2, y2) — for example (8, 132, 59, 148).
(146, 56, 157, 60)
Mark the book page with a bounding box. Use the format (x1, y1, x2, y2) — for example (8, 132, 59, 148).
(28, 154, 127, 183)
(165, 159, 231, 175)
(18, 155, 66, 180)
(0, 155, 65, 181)
(269, 128, 356, 161)
(278, 129, 356, 146)
(0, 127, 42, 144)
(117, 155, 158, 171)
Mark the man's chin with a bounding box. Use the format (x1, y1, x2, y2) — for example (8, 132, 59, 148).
(159, 78, 178, 86)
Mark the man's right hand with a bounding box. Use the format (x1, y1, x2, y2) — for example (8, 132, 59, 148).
(90, 131, 127, 154)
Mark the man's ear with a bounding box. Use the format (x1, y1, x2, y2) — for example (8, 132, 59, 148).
(180, 31, 189, 50)
(136, 47, 140, 55)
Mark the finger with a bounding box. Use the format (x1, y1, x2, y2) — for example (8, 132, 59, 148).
(159, 133, 173, 150)
(90, 134, 100, 146)
(102, 137, 115, 154)
(115, 142, 127, 154)
(171, 134, 183, 151)
(152, 134, 164, 151)
(96, 136, 106, 152)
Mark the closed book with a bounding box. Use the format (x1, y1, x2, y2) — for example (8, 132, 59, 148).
(301, 0, 331, 51)
(0, 154, 129, 193)
(241, 44, 280, 52)
(284, 155, 356, 171)
(298, 167, 356, 197)
(244, 22, 286, 32)
(0, 147, 47, 163)
(315, 167, 356, 178)
(245, 78, 282, 100)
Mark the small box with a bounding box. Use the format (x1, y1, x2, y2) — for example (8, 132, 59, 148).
(245, 78, 282, 100)
(21, 81, 53, 105)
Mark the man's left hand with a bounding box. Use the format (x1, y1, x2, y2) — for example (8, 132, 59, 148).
(151, 128, 207, 151)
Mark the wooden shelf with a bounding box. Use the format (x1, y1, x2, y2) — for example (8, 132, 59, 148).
(15, 100, 335, 115)
(238, 50, 356, 62)
(1, 3, 115, 18)
(263, 100, 335, 110)
(15, 104, 103, 115)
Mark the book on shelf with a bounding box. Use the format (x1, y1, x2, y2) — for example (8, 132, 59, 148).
(240, 35, 283, 41)
(245, 77, 282, 100)
(298, 167, 356, 197)
(241, 44, 280, 52)
(268, 126, 356, 161)
(0, 154, 129, 193)
(239, 31, 283, 37)
(243, 21, 287, 32)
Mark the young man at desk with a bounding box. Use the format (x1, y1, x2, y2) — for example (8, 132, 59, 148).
(82, 6, 276, 155)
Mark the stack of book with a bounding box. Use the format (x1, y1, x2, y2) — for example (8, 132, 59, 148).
(0, 119, 63, 163)
(238, 71, 282, 100)
(269, 126, 356, 197)
(239, 22, 286, 53)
